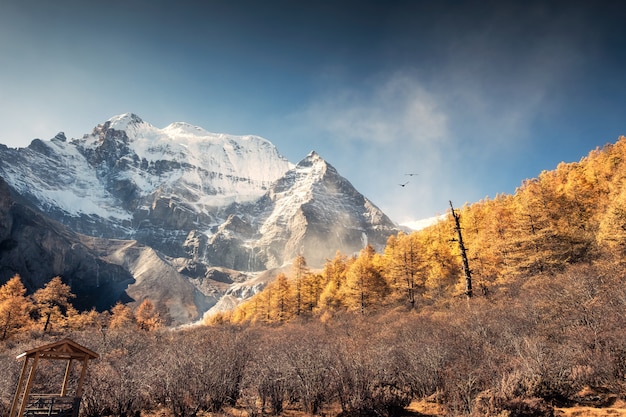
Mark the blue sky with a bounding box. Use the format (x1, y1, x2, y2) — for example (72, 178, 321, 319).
(1, 1, 625, 226)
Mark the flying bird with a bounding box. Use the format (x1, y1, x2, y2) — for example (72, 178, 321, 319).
(405, 173, 418, 176)
(399, 181, 409, 187)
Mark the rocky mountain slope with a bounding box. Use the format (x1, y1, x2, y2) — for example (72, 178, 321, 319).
(0, 114, 400, 324)
(0, 177, 134, 311)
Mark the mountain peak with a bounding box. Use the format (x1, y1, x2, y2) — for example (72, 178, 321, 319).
(52, 132, 66, 142)
(106, 113, 144, 131)
(297, 150, 325, 168)
(163, 121, 210, 137)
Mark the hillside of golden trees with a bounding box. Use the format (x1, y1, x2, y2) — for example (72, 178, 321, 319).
(213, 136, 626, 324)
(1, 137, 626, 416)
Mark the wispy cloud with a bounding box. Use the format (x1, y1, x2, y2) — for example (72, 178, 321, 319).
(289, 63, 559, 223)
(287, 73, 460, 222)
(299, 74, 449, 147)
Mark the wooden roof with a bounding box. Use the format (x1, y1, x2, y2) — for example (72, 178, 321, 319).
(16, 338, 99, 360)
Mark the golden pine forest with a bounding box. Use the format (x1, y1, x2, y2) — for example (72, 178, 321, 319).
(1, 136, 626, 417)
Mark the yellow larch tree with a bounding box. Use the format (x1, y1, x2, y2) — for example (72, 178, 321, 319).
(597, 179, 626, 260)
(135, 299, 163, 331)
(417, 215, 461, 300)
(470, 194, 520, 289)
(383, 232, 424, 308)
(0, 274, 34, 340)
(382, 234, 403, 302)
(272, 272, 294, 322)
(205, 310, 232, 325)
(33, 276, 75, 333)
(500, 176, 564, 276)
(230, 300, 250, 324)
(66, 307, 101, 330)
(258, 284, 273, 323)
(344, 245, 388, 314)
(291, 255, 309, 316)
(317, 251, 350, 313)
(554, 162, 599, 262)
(301, 273, 323, 315)
(458, 201, 490, 290)
(109, 302, 136, 330)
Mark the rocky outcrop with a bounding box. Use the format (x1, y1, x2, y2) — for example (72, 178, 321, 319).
(0, 178, 135, 311)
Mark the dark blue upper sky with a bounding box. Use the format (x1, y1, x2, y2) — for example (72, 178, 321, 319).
(1, 0, 625, 225)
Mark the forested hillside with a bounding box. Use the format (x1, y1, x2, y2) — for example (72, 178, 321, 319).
(213, 136, 626, 323)
(1, 137, 626, 417)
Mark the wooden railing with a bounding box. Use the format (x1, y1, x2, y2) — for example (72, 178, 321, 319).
(23, 395, 80, 417)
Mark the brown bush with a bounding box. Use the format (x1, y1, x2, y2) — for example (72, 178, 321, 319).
(473, 390, 555, 417)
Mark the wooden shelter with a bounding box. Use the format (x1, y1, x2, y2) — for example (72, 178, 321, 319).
(9, 338, 99, 417)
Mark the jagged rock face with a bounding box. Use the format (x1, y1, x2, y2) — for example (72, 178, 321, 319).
(204, 214, 266, 271)
(0, 114, 401, 323)
(0, 177, 12, 242)
(0, 178, 134, 311)
(254, 151, 398, 267)
(0, 177, 231, 325)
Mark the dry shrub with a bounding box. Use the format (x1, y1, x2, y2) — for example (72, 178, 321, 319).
(473, 389, 554, 417)
(571, 386, 619, 408)
(370, 381, 413, 416)
(330, 319, 417, 417)
(499, 370, 543, 400)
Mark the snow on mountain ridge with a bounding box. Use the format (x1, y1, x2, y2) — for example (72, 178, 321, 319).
(164, 121, 210, 135)
(0, 136, 132, 220)
(0, 114, 293, 222)
(101, 113, 293, 188)
(260, 155, 321, 235)
(251, 150, 398, 268)
(107, 112, 145, 131)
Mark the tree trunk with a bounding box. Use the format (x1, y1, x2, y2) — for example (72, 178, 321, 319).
(450, 201, 473, 298)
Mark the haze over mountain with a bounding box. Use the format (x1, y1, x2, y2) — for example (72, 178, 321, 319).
(0, 113, 400, 324)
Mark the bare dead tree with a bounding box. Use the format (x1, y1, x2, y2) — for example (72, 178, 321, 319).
(450, 201, 473, 298)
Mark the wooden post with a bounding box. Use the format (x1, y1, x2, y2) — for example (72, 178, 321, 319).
(61, 359, 73, 396)
(76, 356, 90, 397)
(9, 357, 29, 417)
(450, 201, 473, 298)
(17, 353, 40, 417)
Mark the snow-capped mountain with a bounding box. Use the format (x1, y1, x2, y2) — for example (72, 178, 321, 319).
(0, 113, 400, 324)
(1, 113, 292, 237)
(255, 151, 397, 267)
